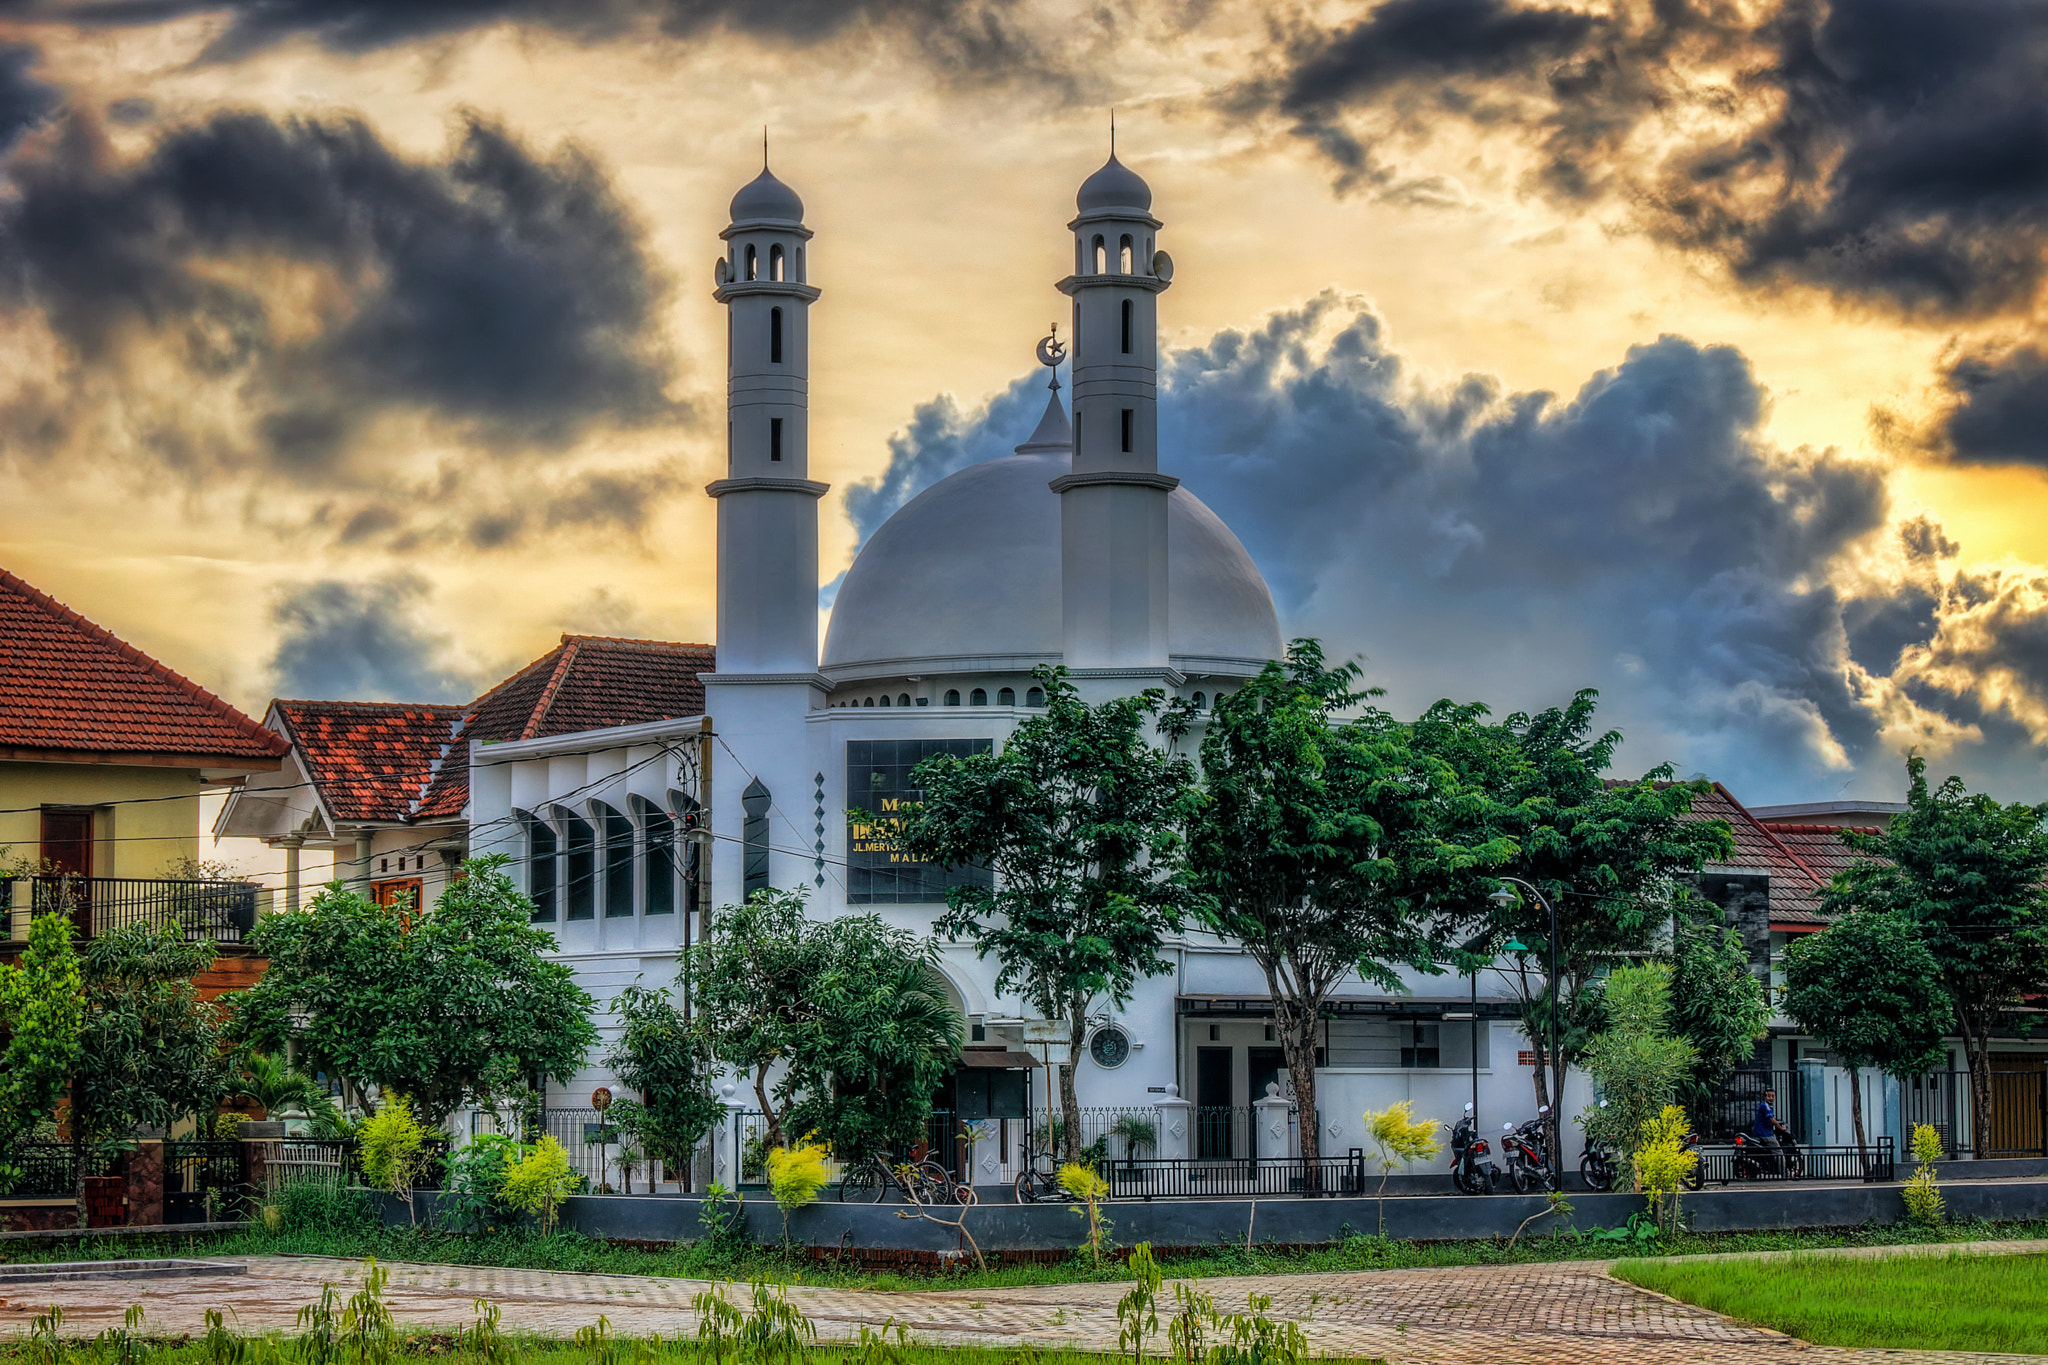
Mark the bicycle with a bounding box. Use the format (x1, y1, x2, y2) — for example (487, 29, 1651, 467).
(1013, 1148, 1064, 1204)
(837, 1154, 972, 1204)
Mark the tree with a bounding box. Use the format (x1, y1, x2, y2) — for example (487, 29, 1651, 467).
(1822, 755, 2048, 1154)
(1667, 909, 1770, 1105)
(0, 912, 82, 1196)
(1412, 690, 1733, 1131)
(1578, 962, 1695, 1164)
(68, 922, 229, 1226)
(899, 665, 1196, 1162)
(1182, 643, 1510, 1166)
(695, 890, 963, 1157)
(602, 982, 723, 1189)
(235, 856, 597, 1126)
(1782, 911, 1952, 1158)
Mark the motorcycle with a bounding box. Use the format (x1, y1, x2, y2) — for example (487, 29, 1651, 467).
(1501, 1107, 1560, 1194)
(1579, 1102, 1619, 1193)
(1448, 1103, 1498, 1195)
(1681, 1130, 1706, 1190)
(1733, 1129, 1804, 1181)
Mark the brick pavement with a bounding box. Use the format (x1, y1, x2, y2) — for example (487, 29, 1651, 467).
(0, 1250, 2042, 1364)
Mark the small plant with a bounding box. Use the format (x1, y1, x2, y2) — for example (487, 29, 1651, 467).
(1362, 1101, 1442, 1234)
(693, 1284, 743, 1365)
(1903, 1122, 1946, 1226)
(1110, 1113, 1158, 1161)
(613, 1145, 644, 1195)
(574, 1314, 618, 1365)
(1211, 1292, 1307, 1365)
(1057, 1161, 1113, 1267)
(1508, 1188, 1575, 1250)
(442, 1133, 521, 1234)
(1117, 1242, 1163, 1365)
(502, 1135, 582, 1234)
(204, 1308, 248, 1365)
(459, 1300, 514, 1365)
(1632, 1105, 1698, 1238)
(339, 1261, 395, 1365)
(296, 1282, 342, 1365)
(1166, 1283, 1214, 1365)
(737, 1280, 816, 1365)
(357, 1093, 431, 1226)
(849, 1320, 911, 1365)
(698, 1181, 750, 1256)
(765, 1138, 831, 1246)
(1589, 1210, 1661, 1246)
(95, 1304, 151, 1365)
(28, 1304, 65, 1365)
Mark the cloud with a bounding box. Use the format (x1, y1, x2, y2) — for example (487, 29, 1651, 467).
(1915, 343, 2048, 468)
(0, 106, 686, 549)
(268, 573, 478, 701)
(852, 292, 2048, 796)
(0, 45, 57, 154)
(844, 372, 1060, 547)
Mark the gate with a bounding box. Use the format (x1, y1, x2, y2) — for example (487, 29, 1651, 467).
(1987, 1061, 2048, 1158)
(165, 1140, 250, 1223)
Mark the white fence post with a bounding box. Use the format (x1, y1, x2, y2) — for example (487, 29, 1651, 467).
(1155, 1084, 1193, 1162)
(1254, 1083, 1292, 1162)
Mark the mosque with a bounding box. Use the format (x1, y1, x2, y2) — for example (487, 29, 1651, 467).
(467, 152, 1541, 1184)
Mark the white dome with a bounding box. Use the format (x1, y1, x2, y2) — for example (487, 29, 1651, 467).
(823, 453, 1282, 678)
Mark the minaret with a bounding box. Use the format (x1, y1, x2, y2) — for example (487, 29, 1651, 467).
(1052, 151, 1177, 671)
(703, 153, 830, 912)
(707, 156, 827, 674)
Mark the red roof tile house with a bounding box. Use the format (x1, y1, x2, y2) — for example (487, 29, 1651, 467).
(215, 635, 714, 914)
(0, 566, 286, 952)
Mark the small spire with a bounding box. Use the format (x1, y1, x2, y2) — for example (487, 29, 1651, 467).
(1109, 108, 1116, 158)
(762, 126, 769, 171)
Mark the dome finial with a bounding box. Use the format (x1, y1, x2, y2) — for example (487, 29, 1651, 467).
(1109, 107, 1115, 159)
(1035, 322, 1067, 395)
(762, 125, 769, 172)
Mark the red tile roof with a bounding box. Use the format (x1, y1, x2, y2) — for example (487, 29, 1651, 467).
(0, 567, 288, 766)
(1685, 782, 1883, 927)
(285, 635, 714, 826)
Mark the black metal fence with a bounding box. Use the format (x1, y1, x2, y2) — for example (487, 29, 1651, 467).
(4, 1141, 119, 1199)
(1696, 1069, 1806, 1142)
(1102, 1151, 1367, 1200)
(1692, 1136, 1894, 1185)
(165, 1140, 250, 1223)
(1, 875, 259, 944)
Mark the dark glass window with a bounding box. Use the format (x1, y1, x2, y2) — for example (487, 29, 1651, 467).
(770, 417, 783, 461)
(970, 688, 988, 705)
(563, 813, 595, 920)
(1121, 298, 1133, 353)
(1026, 686, 1045, 706)
(1192, 691, 1206, 708)
(944, 689, 960, 706)
(898, 693, 911, 707)
(1120, 408, 1133, 453)
(846, 738, 995, 904)
(998, 687, 1015, 705)
(770, 307, 783, 363)
(602, 806, 635, 917)
(526, 816, 557, 922)
(644, 809, 675, 916)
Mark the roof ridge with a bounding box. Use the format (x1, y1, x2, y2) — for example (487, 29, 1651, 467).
(408, 713, 467, 819)
(1715, 781, 1822, 889)
(559, 633, 716, 652)
(522, 640, 581, 742)
(0, 566, 286, 757)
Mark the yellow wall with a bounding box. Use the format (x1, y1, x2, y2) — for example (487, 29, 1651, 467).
(0, 762, 207, 878)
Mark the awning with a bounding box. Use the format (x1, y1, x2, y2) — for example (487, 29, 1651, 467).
(955, 1048, 1042, 1069)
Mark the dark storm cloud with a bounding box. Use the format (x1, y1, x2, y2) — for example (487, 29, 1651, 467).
(1919, 344, 2048, 469)
(0, 45, 58, 153)
(846, 296, 2048, 795)
(269, 573, 476, 701)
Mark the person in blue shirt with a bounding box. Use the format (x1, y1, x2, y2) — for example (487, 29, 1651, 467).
(1754, 1089, 1790, 1172)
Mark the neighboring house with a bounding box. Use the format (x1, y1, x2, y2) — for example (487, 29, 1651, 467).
(216, 635, 715, 914)
(0, 566, 284, 976)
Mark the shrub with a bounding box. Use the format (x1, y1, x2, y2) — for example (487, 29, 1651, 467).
(266, 1180, 379, 1237)
(357, 1094, 431, 1225)
(1057, 1161, 1112, 1266)
(442, 1133, 521, 1234)
(765, 1138, 830, 1244)
(1362, 1101, 1442, 1234)
(1903, 1122, 1945, 1226)
(502, 1135, 581, 1234)
(1632, 1105, 1698, 1238)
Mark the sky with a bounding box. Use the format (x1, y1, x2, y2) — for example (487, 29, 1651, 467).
(4, 0, 2048, 806)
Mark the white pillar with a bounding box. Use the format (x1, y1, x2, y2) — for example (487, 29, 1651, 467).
(710, 1083, 747, 1191)
(1254, 1082, 1293, 1162)
(1154, 1083, 1193, 1162)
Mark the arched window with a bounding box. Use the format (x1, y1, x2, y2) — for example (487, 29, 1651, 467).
(970, 688, 988, 706)
(879, 694, 891, 707)
(998, 687, 1015, 706)
(745, 243, 758, 280)
(523, 813, 557, 922)
(601, 803, 635, 918)
(1192, 691, 1206, 709)
(635, 797, 675, 918)
(1092, 235, 1106, 273)
(863, 696, 875, 707)
(796, 246, 806, 282)
(561, 810, 595, 921)
(770, 307, 783, 363)
(1121, 299, 1133, 354)
(769, 243, 784, 281)
(1119, 234, 1134, 273)
(898, 693, 911, 707)
(742, 777, 771, 899)
(1026, 686, 1045, 707)
(944, 689, 961, 706)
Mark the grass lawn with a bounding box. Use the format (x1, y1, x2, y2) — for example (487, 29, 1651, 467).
(1613, 1251, 2048, 1354)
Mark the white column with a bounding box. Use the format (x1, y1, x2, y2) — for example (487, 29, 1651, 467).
(1155, 1083, 1193, 1162)
(1254, 1083, 1293, 1162)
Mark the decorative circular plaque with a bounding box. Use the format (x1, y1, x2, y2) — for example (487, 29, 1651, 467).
(1089, 1025, 1131, 1069)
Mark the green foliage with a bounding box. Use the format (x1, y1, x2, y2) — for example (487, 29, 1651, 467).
(736, 1281, 817, 1365)
(1783, 911, 1952, 1153)
(693, 1283, 743, 1365)
(1057, 1161, 1112, 1266)
(339, 1261, 396, 1365)
(898, 664, 1195, 1162)
(1667, 910, 1770, 1102)
(1412, 689, 1733, 1113)
(0, 909, 82, 1195)
(1183, 641, 1513, 1164)
(1166, 1283, 1214, 1365)
(234, 1051, 327, 1117)
(1632, 1106, 1698, 1237)
(501, 1135, 581, 1234)
(1903, 1123, 1946, 1226)
(1209, 1292, 1309, 1365)
(601, 981, 722, 1184)
(1822, 755, 2048, 1153)
(202, 1308, 247, 1365)
(1117, 1243, 1163, 1365)
(573, 1314, 617, 1365)
(264, 1180, 379, 1237)
(765, 1138, 830, 1244)
(1109, 1113, 1158, 1159)
(1579, 964, 1696, 1163)
(1362, 1101, 1442, 1234)
(236, 857, 598, 1125)
(459, 1299, 514, 1365)
(697, 1181, 750, 1256)
(442, 1133, 523, 1234)
(356, 1093, 431, 1222)
(695, 889, 962, 1157)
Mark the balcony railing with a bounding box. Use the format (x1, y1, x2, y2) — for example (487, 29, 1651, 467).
(0, 875, 259, 946)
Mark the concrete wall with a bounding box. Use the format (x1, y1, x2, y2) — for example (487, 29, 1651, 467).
(0, 762, 206, 878)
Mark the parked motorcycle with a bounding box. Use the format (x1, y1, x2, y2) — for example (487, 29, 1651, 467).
(1732, 1129, 1804, 1181)
(1501, 1107, 1560, 1194)
(1449, 1103, 1498, 1195)
(1579, 1102, 1618, 1193)
(1681, 1130, 1706, 1190)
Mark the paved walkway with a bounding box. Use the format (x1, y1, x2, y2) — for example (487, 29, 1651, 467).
(0, 1246, 2041, 1363)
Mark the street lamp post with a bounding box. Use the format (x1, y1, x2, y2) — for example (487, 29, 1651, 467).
(1491, 876, 1561, 1175)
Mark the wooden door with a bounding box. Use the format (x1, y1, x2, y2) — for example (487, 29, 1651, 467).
(40, 808, 93, 938)
(1988, 1055, 2046, 1158)
(1196, 1046, 1234, 1159)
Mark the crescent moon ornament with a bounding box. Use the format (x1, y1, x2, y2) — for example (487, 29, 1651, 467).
(1036, 330, 1068, 369)
(715, 257, 730, 286)
(1151, 250, 1175, 282)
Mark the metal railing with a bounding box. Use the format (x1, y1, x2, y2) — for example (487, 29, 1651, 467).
(1, 875, 260, 945)
(3, 1141, 120, 1199)
(165, 1140, 251, 1223)
(1692, 1136, 1894, 1184)
(1101, 1151, 1367, 1199)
